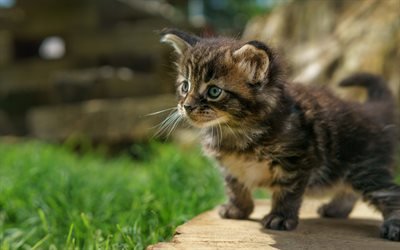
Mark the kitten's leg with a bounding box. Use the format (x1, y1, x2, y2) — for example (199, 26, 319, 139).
(219, 175, 254, 219)
(262, 179, 307, 231)
(349, 168, 400, 241)
(318, 190, 358, 218)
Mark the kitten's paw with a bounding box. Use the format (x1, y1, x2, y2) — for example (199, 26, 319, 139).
(218, 203, 253, 220)
(380, 219, 400, 241)
(261, 213, 298, 231)
(317, 203, 352, 219)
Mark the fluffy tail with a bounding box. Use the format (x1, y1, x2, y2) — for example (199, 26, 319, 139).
(339, 73, 393, 103)
(340, 73, 399, 162)
(339, 73, 396, 125)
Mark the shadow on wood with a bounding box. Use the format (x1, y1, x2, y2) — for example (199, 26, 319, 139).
(148, 199, 399, 249)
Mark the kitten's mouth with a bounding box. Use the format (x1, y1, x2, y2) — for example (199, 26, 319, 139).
(188, 116, 229, 128)
(178, 104, 229, 128)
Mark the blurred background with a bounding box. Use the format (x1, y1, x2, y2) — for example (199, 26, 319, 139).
(0, 0, 399, 151)
(0, 0, 399, 249)
(0, 0, 280, 152)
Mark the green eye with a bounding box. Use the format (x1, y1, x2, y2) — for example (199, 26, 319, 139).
(207, 86, 222, 99)
(181, 81, 189, 93)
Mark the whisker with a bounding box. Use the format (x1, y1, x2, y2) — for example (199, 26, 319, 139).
(166, 114, 183, 138)
(152, 111, 181, 138)
(163, 113, 180, 133)
(213, 125, 218, 148)
(152, 110, 176, 130)
(226, 124, 239, 139)
(145, 107, 177, 117)
(211, 126, 215, 146)
(218, 123, 223, 148)
(238, 125, 253, 142)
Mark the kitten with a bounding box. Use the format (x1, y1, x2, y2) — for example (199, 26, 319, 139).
(160, 28, 400, 241)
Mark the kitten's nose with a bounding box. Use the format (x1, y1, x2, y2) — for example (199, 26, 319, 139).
(184, 104, 195, 113)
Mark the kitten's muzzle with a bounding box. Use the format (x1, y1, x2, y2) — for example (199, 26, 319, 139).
(184, 104, 196, 113)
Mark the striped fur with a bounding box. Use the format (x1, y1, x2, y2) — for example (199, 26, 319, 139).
(161, 29, 400, 241)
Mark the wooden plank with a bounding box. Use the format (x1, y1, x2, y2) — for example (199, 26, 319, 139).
(148, 199, 399, 250)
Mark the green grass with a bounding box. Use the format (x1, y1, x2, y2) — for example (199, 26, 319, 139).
(0, 141, 224, 249)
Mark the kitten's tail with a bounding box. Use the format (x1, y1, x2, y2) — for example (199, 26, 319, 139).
(338, 73, 393, 103)
(340, 73, 399, 155)
(339, 73, 396, 125)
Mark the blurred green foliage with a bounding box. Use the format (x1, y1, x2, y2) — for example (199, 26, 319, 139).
(203, 0, 282, 32)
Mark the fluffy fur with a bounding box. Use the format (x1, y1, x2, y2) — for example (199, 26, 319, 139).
(160, 28, 400, 241)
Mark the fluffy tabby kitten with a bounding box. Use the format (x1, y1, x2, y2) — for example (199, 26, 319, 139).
(160, 28, 400, 241)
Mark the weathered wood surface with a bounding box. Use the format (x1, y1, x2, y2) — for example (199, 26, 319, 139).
(148, 199, 400, 250)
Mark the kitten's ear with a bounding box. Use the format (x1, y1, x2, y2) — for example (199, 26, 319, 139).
(233, 40, 270, 83)
(160, 28, 200, 55)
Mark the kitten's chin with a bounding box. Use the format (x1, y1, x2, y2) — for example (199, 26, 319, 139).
(186, 116, 228, 128)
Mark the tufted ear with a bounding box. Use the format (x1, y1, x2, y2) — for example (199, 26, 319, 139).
(160, 28, 200, 55)
(233, 40, 270, 83)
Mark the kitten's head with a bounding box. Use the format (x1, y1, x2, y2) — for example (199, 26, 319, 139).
(161, 28, 284, 130)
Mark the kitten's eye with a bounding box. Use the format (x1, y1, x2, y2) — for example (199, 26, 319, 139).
(207, 86, 222, 99)
(181, 81, 189, 93)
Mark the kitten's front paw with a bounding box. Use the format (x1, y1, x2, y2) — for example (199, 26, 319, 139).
(219, 203, 253, 220)
(380, 219, 400, 241)
(261, 213, 298, 231)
